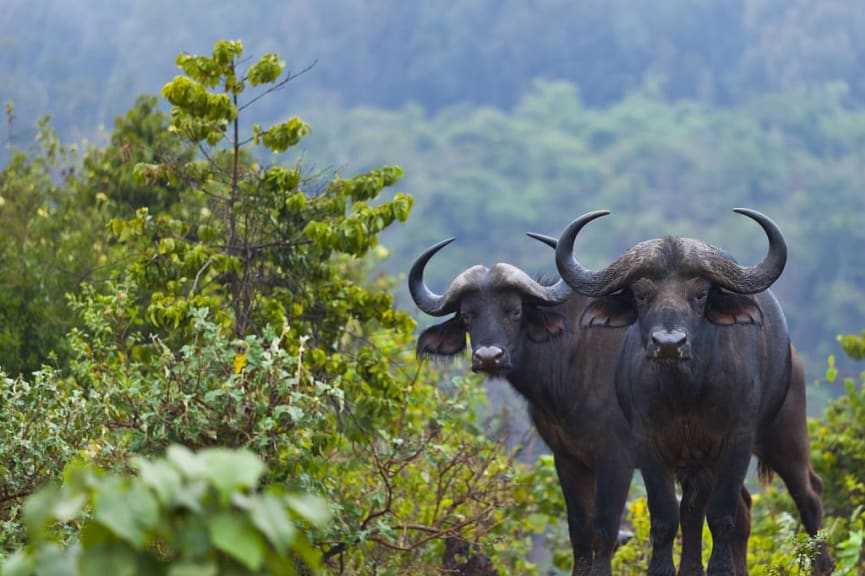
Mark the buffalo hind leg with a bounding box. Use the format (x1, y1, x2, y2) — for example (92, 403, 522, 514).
(756, 349, 834, 575)
(731, 486, 752, 576)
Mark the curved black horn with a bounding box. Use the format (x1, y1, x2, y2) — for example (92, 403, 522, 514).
(525, 232, 573, 304)
(555, 210, 634, 297)
(710, 208, 787, 294)
(408, 237, 458, 316)
(525, 232, 557, 249)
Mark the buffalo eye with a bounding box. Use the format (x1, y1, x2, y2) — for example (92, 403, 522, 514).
(508, 306, 522, 321)
(460, 311, 474, 327)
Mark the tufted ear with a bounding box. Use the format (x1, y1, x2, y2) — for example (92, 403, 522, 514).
(417, 316, 468, 357)
(525, 308, 568, 342)
(706, 291, 763, 326)
(580, 293, 637, 328)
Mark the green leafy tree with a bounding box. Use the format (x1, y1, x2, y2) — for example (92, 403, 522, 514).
(1, 40, 568, 573)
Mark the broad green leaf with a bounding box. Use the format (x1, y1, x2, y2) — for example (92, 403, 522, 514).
(173, 514, 211, 559)
(22, 484, 60, 538)
(202, 448, 265, 502)
(171, 479, 209, 514)
(1, 549, 35, 576)
(31, 542, 77, 576)
(167, 561, 219, 576)
(93, 477, 159, 548)
(78, 543, 137, 576)
(134, 457, 183, 506)
(285, 493, 330, 527)
(212, 40, 243, 66)
(248, 54, 285, 86)
(260, 117, 310, 152)
(208, 512, 265, 571)
(167, 445, 207, 480)
(246, 493, 296, 554)
(52, 489, 87, 523)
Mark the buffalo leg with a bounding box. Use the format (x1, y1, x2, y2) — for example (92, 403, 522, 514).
(706, 442, 752, 576)
(731, 486, 752, 576)
(678, 467, 711, 576)
(590, 454, 634, 576)
(555, 456, 596, 576)
(641, 454, 679, 576)
(679, 479, 752, 576)
(756, 351, 833, 575)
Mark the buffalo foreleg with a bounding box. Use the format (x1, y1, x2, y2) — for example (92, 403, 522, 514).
(554, 456, 596, 576)
(705, 440, 752, 576)
(590, 454, 634, 576)
(641, 453, 679, 576)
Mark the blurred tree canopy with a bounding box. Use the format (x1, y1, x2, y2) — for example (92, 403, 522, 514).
(7, 0, 865, 140)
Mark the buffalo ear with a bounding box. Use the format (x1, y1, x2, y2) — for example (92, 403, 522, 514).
(526, 308, 568, 342)
(706, 292, 764, 326)
(417, 316, 468, 357)
(580, 294, 637, 328)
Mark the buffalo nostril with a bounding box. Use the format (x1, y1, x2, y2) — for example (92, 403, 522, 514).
(472, 346, 508, 371)
(650, 330, 689, 359)
(651, 330, 688, 348)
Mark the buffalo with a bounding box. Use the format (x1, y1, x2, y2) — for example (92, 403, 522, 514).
(408, 237, 752, 576)
(554, 209, 833, 575)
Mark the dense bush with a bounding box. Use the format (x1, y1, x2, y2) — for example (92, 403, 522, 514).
(3, 446, 329, 576)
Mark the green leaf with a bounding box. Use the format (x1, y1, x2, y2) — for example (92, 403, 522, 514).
(167, 562, 219, 576)
(173, 514, 211, 559)
(1, 550, 35, 576)
(248, 54, 285, 86)
(31, 543, 78, 576)
(78, 543, 137, 576)
(172, 479, 209, 514)
(208, 512, 265, 571)
(134, 457, 183, 505)
(93, 477, 159, 548)
(23, 484, 60, 538)
(212, 40, 243, 66)
(260, 117, 311, 152)
(52, 489, 87, 523)
(285, 493, 331, 527)
(246, 493, 297, 554)
(202, 448, 266, 502)
(167, 445, 207, 480)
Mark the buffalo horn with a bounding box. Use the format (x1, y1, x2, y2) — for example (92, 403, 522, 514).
(555, 210, 638, 297)
(704, 208, 787, 294)
(408, 237, 460, 316)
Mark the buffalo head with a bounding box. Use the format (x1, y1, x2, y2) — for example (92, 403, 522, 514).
(554, 208, 787, 364)
(409, 237, 571, 376)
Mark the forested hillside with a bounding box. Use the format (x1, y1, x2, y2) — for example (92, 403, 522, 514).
(4, 0, 864, 382)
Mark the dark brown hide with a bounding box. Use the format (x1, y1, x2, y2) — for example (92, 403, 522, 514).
(555, 210, 832, 576)
(409, 238, 754, 576)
